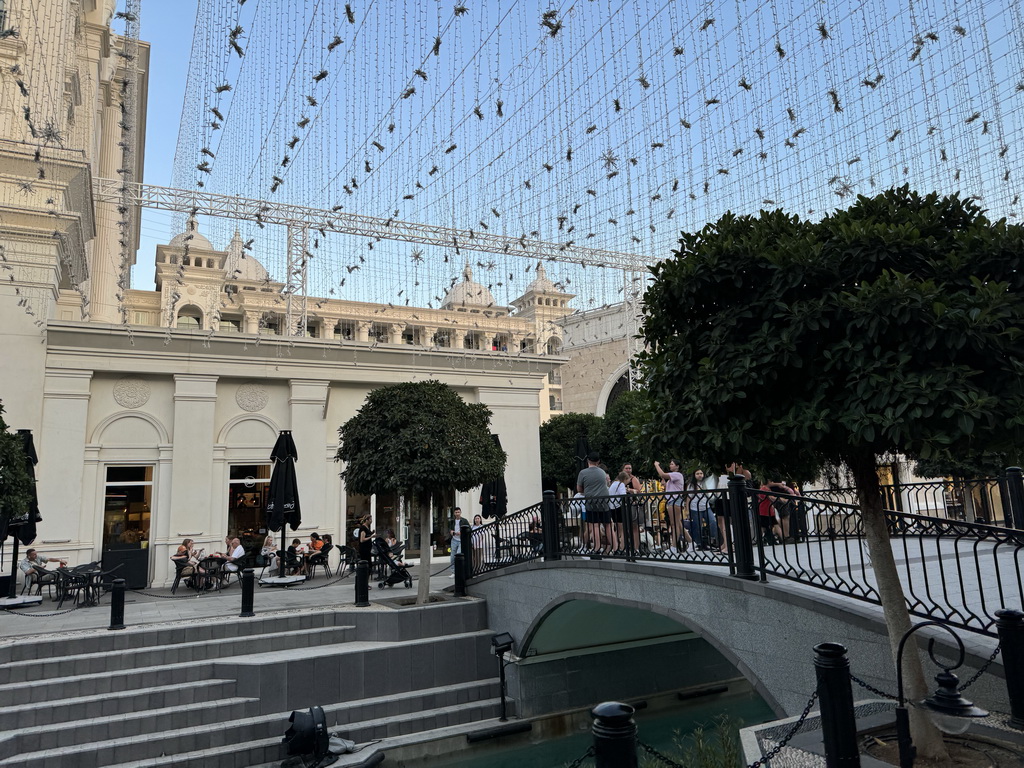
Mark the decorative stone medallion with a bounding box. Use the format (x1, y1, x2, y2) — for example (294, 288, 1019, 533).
(113, 377, 151, 409)
(236, 382, 269, 412)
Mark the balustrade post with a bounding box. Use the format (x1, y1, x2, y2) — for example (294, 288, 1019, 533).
(591, 702, 638, 768)
(996, 609, 1024, 729)
(1005, 468, 1024, 530)
(729, 475, 757, 580)
(541, 490, 560, 561)
(814, 642, 860, 768)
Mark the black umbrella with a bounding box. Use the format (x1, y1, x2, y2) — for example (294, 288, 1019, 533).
(574, 434, 591, 476)
(480, 434, 508, 518)
(265, 430, 300, 578)
(3, 430, 40, 600)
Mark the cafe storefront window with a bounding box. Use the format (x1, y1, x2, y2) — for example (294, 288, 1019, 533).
(228, 464, 271, 554)
(102, 466, 153, 588)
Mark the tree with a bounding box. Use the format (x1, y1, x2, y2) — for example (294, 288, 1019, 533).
(594, 389, 653, 477)
(336, 380, 506, 604)
(539, 412, 604, 493)
(638, 187, 1024, 762)
(0, 401, 32, 532)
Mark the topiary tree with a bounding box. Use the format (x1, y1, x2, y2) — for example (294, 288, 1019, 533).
(337, 380, 506, 604)
(638, 187, 1024, 761)
(539, 412, 604, 494)
(0, 401, 32, 534)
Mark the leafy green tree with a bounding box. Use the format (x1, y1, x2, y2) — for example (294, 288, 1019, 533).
(595, 389, 653, 478)
(0, 401, 32, 531)
(337, 380, 506, 604)
(638, 187, 1024, 761)
(539, 412, 604, 494)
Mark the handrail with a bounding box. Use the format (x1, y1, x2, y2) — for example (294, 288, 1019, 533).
(473, 486, 1024, 637)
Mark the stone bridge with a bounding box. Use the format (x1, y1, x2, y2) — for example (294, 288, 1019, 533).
(469, 559, 1010, 719)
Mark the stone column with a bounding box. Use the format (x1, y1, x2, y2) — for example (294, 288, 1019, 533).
(356, 321, 371, 342)
(169, 375, 219, 537)
(243, 311, 261, 334)
(289, 379, 330, 530)
(88, 84, 123, 324)
(37, 370, 93, 562)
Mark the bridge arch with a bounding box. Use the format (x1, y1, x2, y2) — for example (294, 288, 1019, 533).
(469, 559, 1006, 719)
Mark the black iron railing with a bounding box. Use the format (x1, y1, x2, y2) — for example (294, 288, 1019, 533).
(470, 473, 1024, 638)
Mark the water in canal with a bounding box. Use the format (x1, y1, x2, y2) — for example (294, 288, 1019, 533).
(415, 688, 775, 767)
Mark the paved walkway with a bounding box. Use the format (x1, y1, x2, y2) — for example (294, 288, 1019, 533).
(0, 563, 459, 640)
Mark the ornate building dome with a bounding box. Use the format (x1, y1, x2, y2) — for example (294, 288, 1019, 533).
(524, 263, 556, 294)
(441, 265, 497, 309)
(223, 231, 270, 282)
(168, 217, 214, 251)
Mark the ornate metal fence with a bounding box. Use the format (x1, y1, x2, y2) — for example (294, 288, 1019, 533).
(470, 472, 1024, 637)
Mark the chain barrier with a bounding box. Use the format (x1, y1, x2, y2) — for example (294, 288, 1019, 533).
(1, 604, 83, 617)
(747, 690, 819, 768)
(958, 645, 1001, 693)
(849, 672, 898, 700)
(564, 745, 594, 768)
(638, 740, 685, 767)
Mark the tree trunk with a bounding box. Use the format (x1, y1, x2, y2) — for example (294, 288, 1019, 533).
(416, 493, 432, 605)
(848, 452, 948, 762)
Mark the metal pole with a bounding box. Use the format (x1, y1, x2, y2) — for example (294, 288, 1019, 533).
(239, 568, 255, 617)
(108, 578, 126, 631)
(623, 494, 635, 562)
(498, 651, 509, 722)
(541, 490, 560, 561)
(996, 608, 1024, 729)
(1004, 468, 1024, 529)
(354, 560, 370, 607)
(814, 642, 860, 768)
(460, 521, 473, 579)
(453, 553, 467, 597)
(591, 702, 638, 768)
(729, 475, 756, 580)
(6, 536, 19, 600)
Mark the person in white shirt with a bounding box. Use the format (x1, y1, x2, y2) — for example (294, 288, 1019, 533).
(223, 537, 246, 572)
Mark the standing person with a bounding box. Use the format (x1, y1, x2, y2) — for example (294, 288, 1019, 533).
(686, 469, 717, 550)
(470, 514, 488, 571)
(449, 507, 466, 576)
(621, 463, 644, 549)
(608, 472, 629, 554)
(786, 481, 805, 542)
(654, 459, 690, 553)
(356, 514, 375, 563)
(577, 452, 613, 554)
(757, 480, 785, 545)
(766, 477, 796, 541)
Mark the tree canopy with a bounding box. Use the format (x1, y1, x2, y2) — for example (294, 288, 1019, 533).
(539, 411, 604, 491)
(0, 401, 31, 529)
(637, 186, 1024, 480)
(337, 380, 506, 498)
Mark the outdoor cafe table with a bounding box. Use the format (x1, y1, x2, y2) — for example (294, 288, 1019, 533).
(198, 556, 227, 590)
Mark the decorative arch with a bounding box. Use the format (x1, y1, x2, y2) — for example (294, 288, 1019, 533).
(90, 410, 170, 446)
(596, 362, 631, 416)
(176, 304, 204, 330)
(217, 413, 280, 445)
(545, 335, 563, 355)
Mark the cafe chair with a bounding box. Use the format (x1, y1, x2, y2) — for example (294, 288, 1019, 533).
(170, 559, 199, 594)
(22, 566, 57, 600)
(307, 543, 334, 580)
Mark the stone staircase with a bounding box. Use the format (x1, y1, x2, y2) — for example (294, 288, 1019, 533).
(0, 601, 502, 767)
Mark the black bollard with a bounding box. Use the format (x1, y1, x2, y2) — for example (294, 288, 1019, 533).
(541, 490, 561, 561)
(729, 475, 757, 580)
(591, 701, 638, 768)
(996, 608, 1024, 729)
(354, 559, 370, 607)
(461, 521, 474, 579)
(108, 578, 126, 631)
(453, 553, 467, 597)
(239, 568, 255, 617)
(814, 642, 860, 768)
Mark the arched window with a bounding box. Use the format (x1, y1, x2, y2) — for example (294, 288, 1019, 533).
(176, 305, 203, 330)
(546, 336, 562, 355)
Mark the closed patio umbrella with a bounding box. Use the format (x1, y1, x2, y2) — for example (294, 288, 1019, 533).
(265, 430, 301, 579)
(2, 430, 41, 601)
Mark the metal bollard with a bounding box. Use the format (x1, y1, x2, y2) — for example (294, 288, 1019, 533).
(996, 608, 1024, 729)
(108, 578, 126, 631)
(239, 568, 255, 617)
(354, 559, 370, 607)
(729, 475, 757, 580)
(453, 553, 467, 597)
(541, 489, 561, 561)
(814, 642, 860, 768)
(591, 701, 638, 768)
(461, 521, 474, 579)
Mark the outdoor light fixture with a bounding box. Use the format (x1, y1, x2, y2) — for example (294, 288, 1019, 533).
(491, 632, 515, 656)
(491, 632, 516, 721)
(894, 621, 989, 768)
(283, 706, 337, 767)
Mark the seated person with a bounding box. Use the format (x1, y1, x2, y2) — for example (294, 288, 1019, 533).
(308, 532, 324, 552)
(260, 535, 278, 570)
(286, 539, 305, 575)
(223, 537, 246, 573)
(19, 548, 67, 593)
(170, 538, 206, 586)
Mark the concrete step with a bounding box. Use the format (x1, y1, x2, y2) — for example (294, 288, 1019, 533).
(0, 678, 236, 730)
(2, 685, 502, 768)
(0, 625, 355, 684)
(0, 696, 260, 761)
(0, 611, 343, 664)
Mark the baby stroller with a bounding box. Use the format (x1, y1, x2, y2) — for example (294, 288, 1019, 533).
(372, 537, 413, 589)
